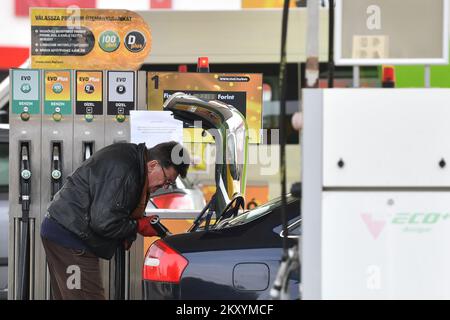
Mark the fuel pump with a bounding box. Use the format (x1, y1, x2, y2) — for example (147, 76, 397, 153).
(105, 70, 142, 300)
(302, 89, 450, 299)
(9, 69, 147, 299)
(39, 70, 74, 299)
(9, 69, 42, 300)
(73, 70, 105, 169)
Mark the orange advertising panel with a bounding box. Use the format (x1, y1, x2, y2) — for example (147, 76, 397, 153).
(31, 8, 151, 70)
(147, 72, 263, 144)
(202, 184, 269, 210)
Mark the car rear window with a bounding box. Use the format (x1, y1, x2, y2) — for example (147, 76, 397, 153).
(223, 195, 296, 228)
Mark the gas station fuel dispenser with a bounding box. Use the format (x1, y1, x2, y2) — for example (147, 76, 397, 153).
(9, 68, 146, 300)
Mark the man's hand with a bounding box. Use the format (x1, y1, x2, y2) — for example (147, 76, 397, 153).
(137, 216, 159, 237)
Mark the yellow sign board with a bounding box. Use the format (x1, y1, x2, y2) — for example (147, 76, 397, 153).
(31, 8, 151, 70)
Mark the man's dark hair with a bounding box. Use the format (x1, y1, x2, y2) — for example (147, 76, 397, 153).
(147, 141, 190, 178)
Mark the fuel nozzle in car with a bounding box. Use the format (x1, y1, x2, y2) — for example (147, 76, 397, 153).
(150, 215, 172, 238)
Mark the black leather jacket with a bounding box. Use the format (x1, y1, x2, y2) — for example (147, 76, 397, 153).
(48, 143, 147, 260)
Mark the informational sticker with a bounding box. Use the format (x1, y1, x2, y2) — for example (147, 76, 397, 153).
(76, 71, 103, 115)
(107, 71, 135, 115)
(11, 69, 40, 114)
(44, 70, 72, 115)
(30, 8, 151, 70)
(147, 72, 263, 144)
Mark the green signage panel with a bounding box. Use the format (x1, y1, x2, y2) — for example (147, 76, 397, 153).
(11, 69, 41, 114)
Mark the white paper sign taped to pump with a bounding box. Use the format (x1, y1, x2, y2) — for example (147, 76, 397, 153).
(130, 111, 183, 148)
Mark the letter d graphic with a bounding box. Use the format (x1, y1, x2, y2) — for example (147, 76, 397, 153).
(128, 35, 136, 45)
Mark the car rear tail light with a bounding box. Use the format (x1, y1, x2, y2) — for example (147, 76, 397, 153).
(143, 240, 188, 283)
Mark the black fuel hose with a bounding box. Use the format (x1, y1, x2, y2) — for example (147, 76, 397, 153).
(18, 144, 31, 300)
(17, 218, 30, 300)
(279, 0, 290, 258)
(328, 0, 335, 88)
(114, 246, 125, 300)
(270, 0, 296, 300)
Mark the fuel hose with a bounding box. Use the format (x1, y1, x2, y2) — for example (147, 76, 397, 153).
(114, 246, 126, 300)
(18, 144, 31, 300)
(279, 0, 290, 262)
